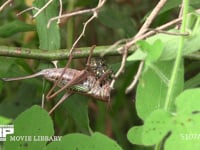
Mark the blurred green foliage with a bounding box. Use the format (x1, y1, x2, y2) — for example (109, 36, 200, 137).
(1, 0, 200, 150)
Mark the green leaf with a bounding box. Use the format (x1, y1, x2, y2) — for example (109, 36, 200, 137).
(137, 39, 164, 63)
(161, 0, 200, 14)
(128, 109, 172, 146)
(136, 40, 151, 53)
(49, 94, 91, 134)
(142, 110, 172, 145)
(165, 89, 200, 150)
(160, 0, 182, 14)
(184, 73, 200, 89)
(136, 60, 184, 120)
(128, 89, 200, 149)
(128, 29, 200, 61)
(0, 83, 39, 118)
(3, 105, 54, 150)
(0, 20, 35, 38)
(46, 132, 122, 150)
(0, 115, 13, 124)
(45, 133, 91, 150)
(65, 95, 91, 134)
(127, 12, 200, 61)
(33, 0, 60, 50)
(0, 58, 15, 77)
(175, 89, 200, 114)
(127, 126, 144, 145)
(99, 5, 136, 37)
(91, 132, 122, 150)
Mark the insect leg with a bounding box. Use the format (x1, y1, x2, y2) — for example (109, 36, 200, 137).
(98, 70, 113, 83)
(48, 92, 73, 115)
(46, 54, 73, 99)
(47, 45, 95, 100)
(46, 70, 88, 100)
(86, 45, 96, 66)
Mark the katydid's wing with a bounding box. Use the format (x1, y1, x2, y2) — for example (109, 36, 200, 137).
(46, 70, 88, 99)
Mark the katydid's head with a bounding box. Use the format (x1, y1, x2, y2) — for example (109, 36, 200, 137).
(89, 58, 114, 82)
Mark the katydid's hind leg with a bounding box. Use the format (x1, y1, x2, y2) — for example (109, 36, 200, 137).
(86, 45, 96, 69)
(48, 92, 72, 115)
(46, 70, 87, 100)
(41, 94, 45, 108)
(47, 45, 96, 101)
(47, 45, 96, 100)
(46, 55, 73, 100)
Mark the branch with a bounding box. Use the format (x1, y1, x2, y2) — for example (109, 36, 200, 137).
(123, 0, 168, 93)
(133, 0, 168, 38)
(0, 45, 200, 61)
(47, 0, 106, 55)
(0, 45, 135, 61)
(47, 0, 106, 28)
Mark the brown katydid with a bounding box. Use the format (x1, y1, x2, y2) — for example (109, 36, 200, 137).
(2, 45, 113, 114)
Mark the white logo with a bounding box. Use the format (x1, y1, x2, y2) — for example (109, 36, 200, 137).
(0, 125, 14, 141)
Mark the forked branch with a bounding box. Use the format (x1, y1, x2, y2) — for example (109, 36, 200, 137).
(109, 0, 169, 91)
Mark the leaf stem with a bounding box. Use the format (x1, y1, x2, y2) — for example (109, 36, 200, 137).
(66, 0, 75, 48)
(0, 45, 200, 61)
(164, 0, 189, 111)
(0, 45, 133, 61)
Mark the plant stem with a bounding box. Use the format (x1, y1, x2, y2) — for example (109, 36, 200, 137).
(164, 0, 189, 111)
(0, 45, 199, 61)
(0, 45, 132, 61)
(66, 0, 75, 48)
(154, 141, 162, 150)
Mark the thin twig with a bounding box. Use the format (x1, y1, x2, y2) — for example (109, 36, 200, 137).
(125, 61, 144, 94)
(69, 14, 97, 55)
(123, 0, 168, 93)
(176, 1, 184, 29)
(134, 0, 168, 38)
(33, 0, 53, 18)
(68, 0, 106, 55)
(101, 39, 129, 57)
(47, 9, 92, 28)
(0, 16, 188, 61)
(45, 0, 106, 103)
(110, 46, 128, 89)
(16, 7, 39, 16)
(106, 17, 183, 56)
(147, 28, 189, 36)
(0, 0, 13, 12)
(110, 0, 168, 90)
(128, 18, 182, 46)
(47, 0, 106, 28)
(57, 0, 63, 24)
